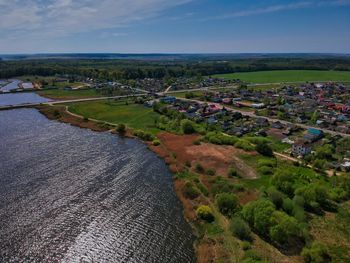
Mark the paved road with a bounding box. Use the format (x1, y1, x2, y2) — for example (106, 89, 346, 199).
(178, 97, 350, 138)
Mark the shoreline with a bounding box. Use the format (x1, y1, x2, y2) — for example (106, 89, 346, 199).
(35, 104, 201, 261)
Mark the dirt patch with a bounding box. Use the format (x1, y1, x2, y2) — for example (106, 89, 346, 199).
(238, 190, 259, 205)
(153, 132, 257, 179)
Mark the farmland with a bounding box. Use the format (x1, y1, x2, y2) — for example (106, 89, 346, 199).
(37, 88, 102, 100)
(213, 70, 350, 83)
(67, 99, 160, 134)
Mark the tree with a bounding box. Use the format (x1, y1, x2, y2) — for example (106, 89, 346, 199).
(271, 169, 296, 197)
(230, 217, 252, 241)
(302, 242, 330, 263)
(182, 182, 200, 199)
(216, 193, 239, 216)
(242, 199, 276, 236)
(196, 205, 214, 222)
(180, 119, 196, 134)
(267, 187, 284, 208)
(255, 142, 274, 157)
(269, 211, 302, 246)
(116, 123, 126, 134)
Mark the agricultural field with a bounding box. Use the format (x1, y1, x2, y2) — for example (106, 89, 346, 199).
(67, 99, 160, 134)
(37, 88, 101, 100)
(213, 70, 350, 83)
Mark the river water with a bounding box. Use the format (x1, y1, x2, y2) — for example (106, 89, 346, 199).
(0, 108, 195, 263)
(0, 92, 50, 106)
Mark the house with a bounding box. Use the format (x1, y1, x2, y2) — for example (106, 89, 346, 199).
(160, 96, 176, 104)
(271, 121, 284, 129)
(256, 117, 269, 127)
(341, 159, 350, 172)
(292, 140, 312, 156)
(251, 103, 265, 109)
(304, 128, 323, 142)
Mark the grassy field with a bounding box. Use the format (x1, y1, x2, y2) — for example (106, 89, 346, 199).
(213, 70, 350, 83)
(68, 100, 160, 134)
(38, 89, 101, 99)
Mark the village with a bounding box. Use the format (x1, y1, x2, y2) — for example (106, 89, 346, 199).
(144, 81, 350, 173)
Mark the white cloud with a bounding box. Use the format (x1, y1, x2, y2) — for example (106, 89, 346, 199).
(0, 0, 191, 38)
(202, 0, 350, 21)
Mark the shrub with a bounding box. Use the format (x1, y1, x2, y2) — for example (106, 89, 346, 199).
(243, 250, 263, 262)
(182, 182, 200, 199)
(195, 163, 204, 173)
(228, 167, 238, 177)
(152, 139, 160, 146)
(206, 168, 216, 176)
(302, 242, 330, 263)
(181, 119, 196, 134)
(185, 160, 191, 167)
(255, 142, 274, 157)
(196, 205, 214, 222)
(133, 130, 154, 141)
(211, 177, 235, 195)
(193, 139, 201, 145)
(235, 140, 255, 151)
(242, 199, 275, 236)
(282, 198, 294, 215)
(241, 241, 251, 250)
(230, 217, 252, 241)
(269, 211, 303, 246)
(53, 109, 61, 117)
(257, 159, 275, 168)
(216, 193, 240, 216)
(267, 187, 284, 208)
(116, 123, 126, 134)
(258, 165, 274, 175)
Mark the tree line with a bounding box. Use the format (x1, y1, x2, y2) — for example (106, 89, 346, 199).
(1, 57, 350, 80)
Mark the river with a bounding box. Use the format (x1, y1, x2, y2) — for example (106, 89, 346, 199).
(0, 108, 195, 263)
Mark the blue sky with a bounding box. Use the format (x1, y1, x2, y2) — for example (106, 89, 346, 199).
(0, 0, 349, 53)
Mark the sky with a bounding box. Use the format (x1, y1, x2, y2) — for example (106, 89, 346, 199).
(0, 0, 349, 54)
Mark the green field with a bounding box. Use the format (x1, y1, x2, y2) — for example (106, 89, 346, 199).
(213, 70, 350, 83)
(38, 88, 101, 99)
(68, 100, 160, 134)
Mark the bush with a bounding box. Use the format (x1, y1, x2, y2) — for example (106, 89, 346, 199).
(302, 242, 330, 263)
(216, 193, 240, 216)
(196, 205, 214, 222)
(267, 187, 284, 208)
(230, 217, 252, 241)
(152, 139, 160, 146)
(185, 160, 191, 167)
(195, 163, 204, 173)
(181, 119, 196, 134)
(211, 177, 235, 195)
(269, 211, 303, 246)
(282, 198, 294, 215)
(258, 165, 274, 175)
(235, 140, 255, 151)
(243, 250, 263, 262)
(206, 168, 216, 176)
(133, 130, 154, 141)
(182, 182, 200, 199)
(241, 241, 251, 250)
(242, 199, 275, 236)
(255, 142, 274, 157)
(193, 139, 201, 145)
(228, 167, 238, 177)
(116, 123, 126, 134)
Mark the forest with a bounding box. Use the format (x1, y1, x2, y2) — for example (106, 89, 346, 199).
(1, 55, 350, 80)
